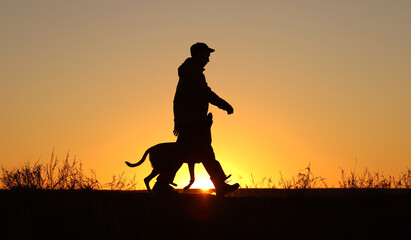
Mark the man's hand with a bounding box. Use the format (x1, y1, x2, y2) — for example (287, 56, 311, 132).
(219, 99, 234, 115)
(225, 103, 234, 115)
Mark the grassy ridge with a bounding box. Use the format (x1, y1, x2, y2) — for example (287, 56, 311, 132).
(1, 189, 410, 239)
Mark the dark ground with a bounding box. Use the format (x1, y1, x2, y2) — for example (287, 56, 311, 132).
(0, 189, 409, 240)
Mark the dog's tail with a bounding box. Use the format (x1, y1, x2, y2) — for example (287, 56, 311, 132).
(125, 147, 151, 168)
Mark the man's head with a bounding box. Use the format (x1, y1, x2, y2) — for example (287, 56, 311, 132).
(190, 42, 214, 67)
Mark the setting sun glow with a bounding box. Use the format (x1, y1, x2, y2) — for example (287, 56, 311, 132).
(1, 1, 410, 189)
(191, 178, 214, 191)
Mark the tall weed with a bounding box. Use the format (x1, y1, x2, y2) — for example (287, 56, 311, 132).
(339, 167, 411, 189)
(105, 172, 139, 190)
(1, 151, 100, 190)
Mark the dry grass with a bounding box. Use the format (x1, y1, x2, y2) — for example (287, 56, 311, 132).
(278, 164, 328, 189)
(243, 163, 328, 189)
(1, 153, 409, 190)
(1, 151, 100, 190)
(1, 151, 141, 190)
(339, 167, 411, 189)
(242, 163, 409, 189)
(105, 172, 139, 190)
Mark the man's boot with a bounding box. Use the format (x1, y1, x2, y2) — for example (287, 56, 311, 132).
(203, 159, 239, 196)
(210, 176, 240, 196)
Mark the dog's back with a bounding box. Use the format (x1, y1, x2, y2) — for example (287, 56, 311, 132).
(149, 142, 177, 171)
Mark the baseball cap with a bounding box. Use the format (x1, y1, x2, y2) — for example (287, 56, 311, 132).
(190, 42, 215, 56)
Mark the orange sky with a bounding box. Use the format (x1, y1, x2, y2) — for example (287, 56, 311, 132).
(1, 1, 410, 189)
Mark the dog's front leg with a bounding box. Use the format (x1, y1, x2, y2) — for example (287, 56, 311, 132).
(183, 163, 195, 191)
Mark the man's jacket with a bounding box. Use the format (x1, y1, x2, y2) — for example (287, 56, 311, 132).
(173, 58, 229, 128)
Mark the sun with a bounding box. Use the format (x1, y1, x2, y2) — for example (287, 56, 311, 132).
(190, 177, 214, 190)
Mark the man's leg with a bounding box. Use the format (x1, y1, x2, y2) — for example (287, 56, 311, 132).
(201, 148, 226, 180)
(201, 145, 239, 196)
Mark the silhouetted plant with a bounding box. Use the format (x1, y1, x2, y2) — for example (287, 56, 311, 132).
(1, 151, 100, 190)
(1, 161, 44, 189)
(394, 168, 411, 188)
(339, 167, 411, 189)
(242, 164, 409, 190)
(1, 154, 409, 190)
(245, 174, 276, 188)
(242, 164, 327, 189)
(278, 163, 328, 189)
(105, 172, 139, 190)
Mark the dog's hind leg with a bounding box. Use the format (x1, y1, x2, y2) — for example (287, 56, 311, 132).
(144, 169, 158, 192)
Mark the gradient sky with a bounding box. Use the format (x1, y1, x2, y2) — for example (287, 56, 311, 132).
(1, 1, 410, 189)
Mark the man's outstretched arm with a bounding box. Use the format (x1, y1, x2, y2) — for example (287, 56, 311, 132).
(208, 89, 234, 114)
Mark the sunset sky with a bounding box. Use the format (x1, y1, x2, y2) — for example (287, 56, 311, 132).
(1, 1, 410, 189)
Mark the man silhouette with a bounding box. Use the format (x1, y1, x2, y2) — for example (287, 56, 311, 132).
(153, 42, 239, 196)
